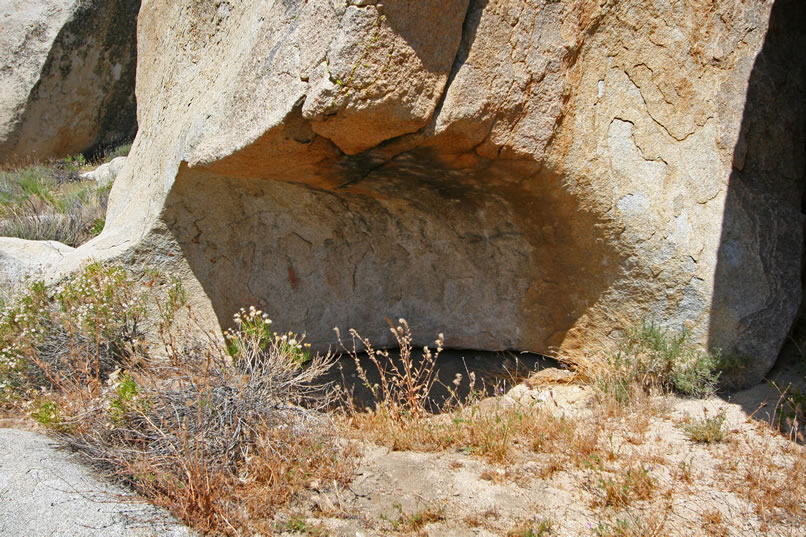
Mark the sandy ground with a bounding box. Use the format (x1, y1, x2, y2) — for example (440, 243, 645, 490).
(280, 357, 806, 537)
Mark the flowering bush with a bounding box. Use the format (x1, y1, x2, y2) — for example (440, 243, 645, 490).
(226, 306, 311, 368)
(1, 263, 348, 535)
(0, 263, 143, 404)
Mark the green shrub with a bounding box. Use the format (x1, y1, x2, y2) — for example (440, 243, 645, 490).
(0, 263, 144, 403)
(108, 372, 139, 423)
(598, 320, 720, 403)
(32, 399, 62, 428)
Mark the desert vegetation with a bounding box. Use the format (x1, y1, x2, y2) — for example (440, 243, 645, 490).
(0, 143, 130, 246)
(0, 262, 804, 536)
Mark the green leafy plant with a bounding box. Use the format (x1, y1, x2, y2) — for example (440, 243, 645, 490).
(32, 399, 62, 427)
(101, 142, 132, 162)
(108, 372, 139, 423)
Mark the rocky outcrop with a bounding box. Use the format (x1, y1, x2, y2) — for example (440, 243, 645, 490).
(65, 0, 805, 382)
(0, 237, 74, 303)
(0, 0, 139, 163)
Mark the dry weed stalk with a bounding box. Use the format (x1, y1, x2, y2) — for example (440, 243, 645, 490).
(337, 318, 443, 418)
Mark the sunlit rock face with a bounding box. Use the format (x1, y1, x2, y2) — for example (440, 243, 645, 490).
(0, 0, 140, 163)
(69, 0, 804, 382)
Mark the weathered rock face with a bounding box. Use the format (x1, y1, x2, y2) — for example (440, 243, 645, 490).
(72, 0, 805, 382)
(0, 0, 140, 163)
(0, 237, 74, 303)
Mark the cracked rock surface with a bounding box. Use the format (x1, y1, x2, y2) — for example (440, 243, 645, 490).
(0, 428, 192, 537)
(54, 0, 806, 382)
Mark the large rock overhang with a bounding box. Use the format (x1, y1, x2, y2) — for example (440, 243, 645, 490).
(163, 131, 624, 351)
(63, 0, 804, 383)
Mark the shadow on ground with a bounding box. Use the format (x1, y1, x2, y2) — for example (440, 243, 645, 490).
(321, 347, 556, 413)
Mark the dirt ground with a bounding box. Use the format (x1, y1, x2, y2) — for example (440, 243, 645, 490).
(1, 352, 803, 537)
(278, 356, 806, 537)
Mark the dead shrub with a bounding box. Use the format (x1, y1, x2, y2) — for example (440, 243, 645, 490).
(1, 265, 352, 536)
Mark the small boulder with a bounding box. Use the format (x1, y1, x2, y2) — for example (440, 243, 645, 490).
(0, 237, 74, 302)
(80, 156, 127, 186)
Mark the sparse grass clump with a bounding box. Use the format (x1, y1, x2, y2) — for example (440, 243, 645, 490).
(720, 434, 806, 524)
(337, 319, 442, 418)
(770, 381, 805, 442)
(99, 142, 132, 161)
(379, 502, 445, 533)
(595, 464, 655, 508)
(508, 518, 555, 536)
(680, 411, 725, 444)
(0, 147, 127, 246)
(595, 320, 720, 405)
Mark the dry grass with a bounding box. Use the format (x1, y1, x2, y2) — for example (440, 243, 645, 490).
(702, 509, 727, 537)
(0, 264, 353, 536)
(336, 319, 604, 466)
(769, 380, 805, 442)
(507, 518, 555, 536)
(328, 321, 806, 536)
(0, 149, 126, 246)
(378, 502, 445, 534)
(594, 464, 655, 509)
(464, 507, 500, 527)
(5, 272, 806, 536)
(719, 432, 806, 526)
